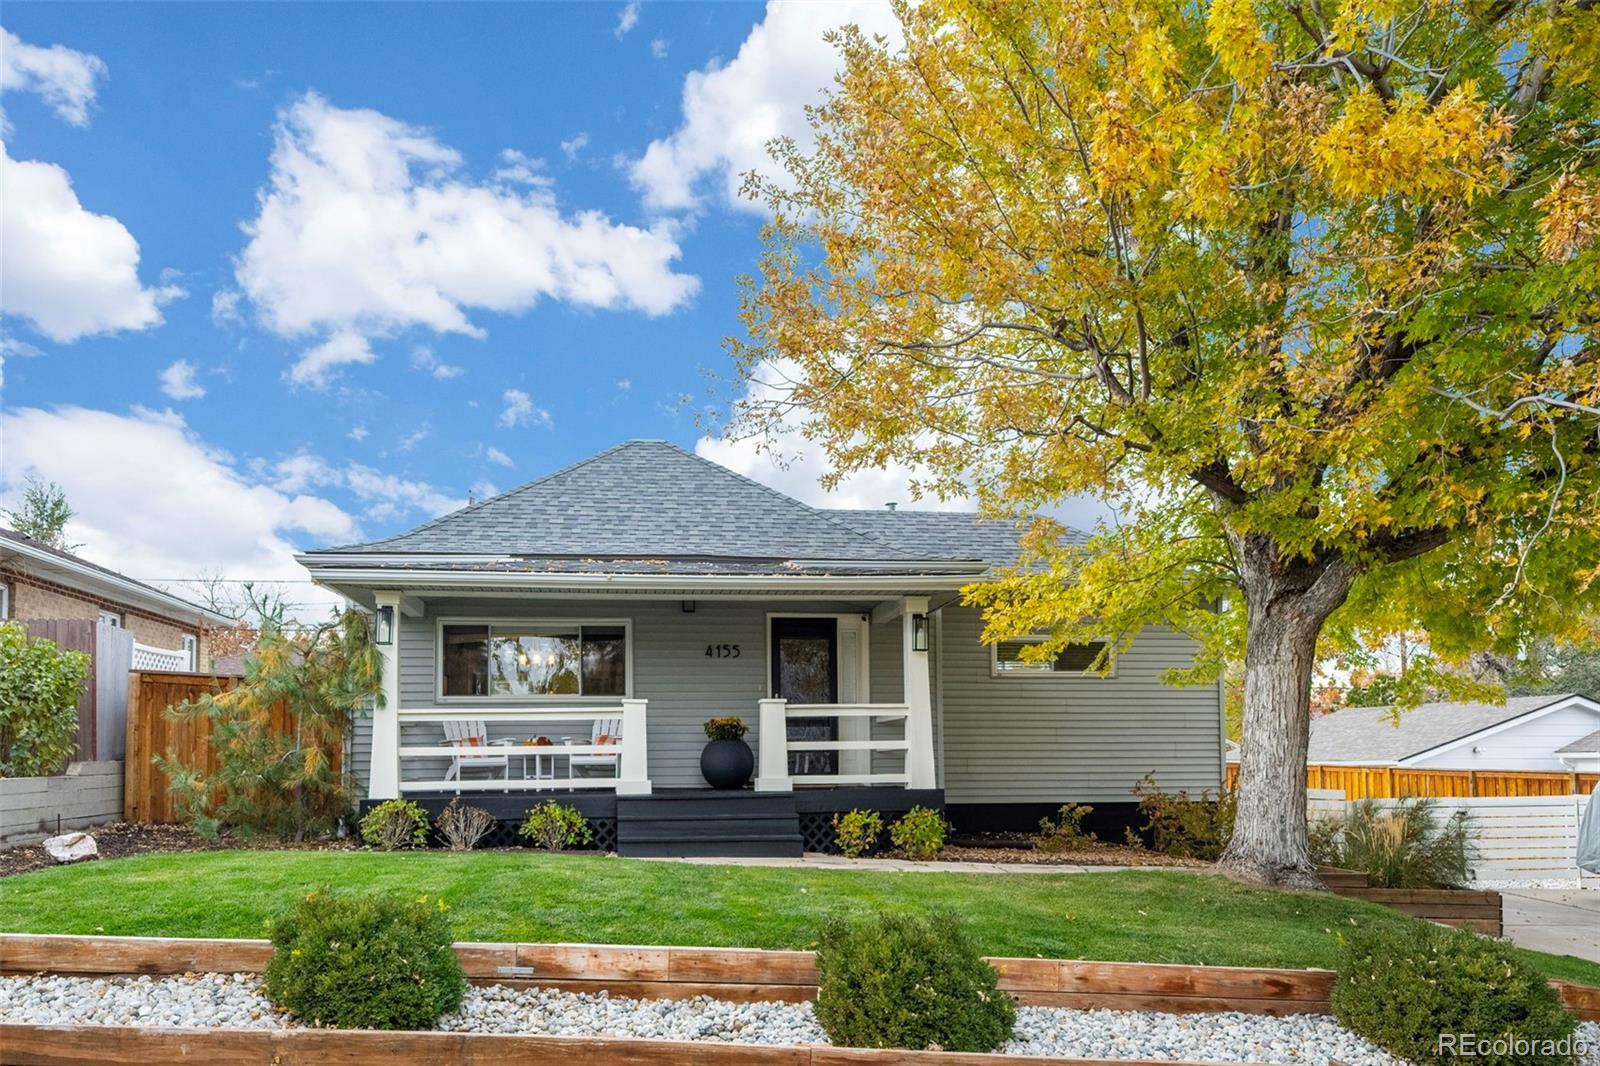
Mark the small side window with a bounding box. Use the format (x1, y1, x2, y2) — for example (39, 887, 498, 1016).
(993, 637, 1109, 676)
(98, 609, 123, 628)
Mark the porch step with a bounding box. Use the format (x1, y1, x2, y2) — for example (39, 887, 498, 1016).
(615, 791, 803, 858)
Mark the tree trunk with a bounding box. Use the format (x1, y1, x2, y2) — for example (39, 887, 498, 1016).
(1218, 536, 1356, 888)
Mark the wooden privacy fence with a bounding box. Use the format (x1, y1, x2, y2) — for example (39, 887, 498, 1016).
(124, 671, 340, 824)
(1226, 762, 1600, 799)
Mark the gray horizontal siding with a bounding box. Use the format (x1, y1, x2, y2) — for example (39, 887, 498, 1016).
(380, 597, 906, 791)
(935, 605, 1220, 804)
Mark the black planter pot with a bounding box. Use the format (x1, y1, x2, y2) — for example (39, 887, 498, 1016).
(700, 738, 754, 790)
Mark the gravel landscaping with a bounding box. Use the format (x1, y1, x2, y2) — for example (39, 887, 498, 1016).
(12, 971, 1598, 1064)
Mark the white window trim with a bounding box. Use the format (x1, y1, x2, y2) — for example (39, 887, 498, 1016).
(98, 609, 124, 628)
(434, 616, 634, 703)
(0, 582, 9, 620)
(989, 634, 1115, 679)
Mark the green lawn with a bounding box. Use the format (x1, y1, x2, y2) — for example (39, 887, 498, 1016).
(3, 851, 1596, 986)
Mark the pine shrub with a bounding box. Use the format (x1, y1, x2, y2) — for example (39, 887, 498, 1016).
(263, 889, 466, 1030)
(1333, 921, 1575, 1065)
(815, 911, 1015, 1052)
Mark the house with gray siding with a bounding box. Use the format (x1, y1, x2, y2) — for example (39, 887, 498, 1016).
(298, 440, 1223, 855)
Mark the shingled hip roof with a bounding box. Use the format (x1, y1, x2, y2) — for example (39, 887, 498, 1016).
(299, 440, 1061, 576)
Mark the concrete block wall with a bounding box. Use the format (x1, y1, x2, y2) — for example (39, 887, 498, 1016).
(0, 761, 124, 846)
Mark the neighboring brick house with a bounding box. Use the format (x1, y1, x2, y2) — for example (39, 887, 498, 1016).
(0, 527, 232, 669)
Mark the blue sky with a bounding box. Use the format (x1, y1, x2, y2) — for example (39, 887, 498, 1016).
(2, 1, 948, 609)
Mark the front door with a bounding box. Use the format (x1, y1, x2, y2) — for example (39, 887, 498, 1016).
(771, 618, 838, 776)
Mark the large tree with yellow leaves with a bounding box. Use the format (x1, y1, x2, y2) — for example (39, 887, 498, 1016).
(730, 0, 1599, 885)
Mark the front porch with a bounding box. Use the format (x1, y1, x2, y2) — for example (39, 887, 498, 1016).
(357, 592, 944, 854)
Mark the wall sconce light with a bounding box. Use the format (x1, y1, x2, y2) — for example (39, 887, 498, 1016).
(912, 613, 929, 652)
(374, 604, 395, 646)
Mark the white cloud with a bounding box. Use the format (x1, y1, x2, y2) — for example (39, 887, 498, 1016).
(210, 289, 242, 325)
(616, 378, 632, 391)
(560, 132, 589, 162)
(1, 142, 182, 342)
(696, 359, 973, 511)
(498, 388, 551, 429)
(469, 479, 498, 501)
(158, 359, 206, 400)
(287, 330, 375, 389)
(348, 424, 369, 441)
(0, 405, 357, 602)
(651, 38, 669, 59)
(629, 0, 901, 212)
(614, 0, 641, 39)
(234, 92, 699, 375)
(410, 345, 463, 379)
(269, 450, 462, 524)
(485, 446, 514, 467)
(397, 426, 429, 452)
(493, 148, 549, 187)
(0, 27, 107, 128)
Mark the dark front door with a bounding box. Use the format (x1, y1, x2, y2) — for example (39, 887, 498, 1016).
(771, 618, 838, 776)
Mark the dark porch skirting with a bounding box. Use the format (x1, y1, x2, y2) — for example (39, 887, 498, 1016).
(360, 787, 944, 858)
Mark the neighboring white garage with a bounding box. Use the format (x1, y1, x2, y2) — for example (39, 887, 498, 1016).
(1307, 693, 1600, 772)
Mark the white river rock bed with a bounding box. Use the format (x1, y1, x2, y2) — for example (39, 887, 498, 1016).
(5, 972, 1598, 1065)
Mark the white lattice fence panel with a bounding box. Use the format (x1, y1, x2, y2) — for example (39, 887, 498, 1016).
(132, 643, 191, 672)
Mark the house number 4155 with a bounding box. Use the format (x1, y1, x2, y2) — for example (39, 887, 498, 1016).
(705, 644, 741, 658)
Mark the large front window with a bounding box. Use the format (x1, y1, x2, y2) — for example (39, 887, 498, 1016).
(442, 623, 626, 697)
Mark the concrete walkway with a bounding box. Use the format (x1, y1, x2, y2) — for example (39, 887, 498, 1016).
(1500, 888, 1600, 964)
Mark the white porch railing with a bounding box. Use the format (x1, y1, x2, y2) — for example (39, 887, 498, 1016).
(395, 700, 649, 795)
(756, 699, 929, 791)
(132, 642, 192, 672)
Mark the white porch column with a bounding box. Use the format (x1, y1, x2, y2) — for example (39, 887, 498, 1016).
(368, 590, 402, 800)
(756, 698, 793, 792)
(616, 698, 652, 795)
(901, 596, 936, 790)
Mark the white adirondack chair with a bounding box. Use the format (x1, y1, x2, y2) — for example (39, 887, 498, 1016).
(442, 719, 513, 789)
(568, 717, 621, 779)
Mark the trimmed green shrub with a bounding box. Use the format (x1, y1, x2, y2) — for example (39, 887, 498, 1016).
(815, 911, 1016, 1052)
(1333, 921, 1575, 1065)
(0, 622, 89, 778)
(832, 808, 884, 858)
(1036, 804, 1096, 852)
(519, 801, 593, 850)
(1131, 774, 1235, 859)
(263, 888, 466, 1030)
(360, 798, 429, 850)
(889, 806, 946, 860)
(1309, 797, 1473, 888)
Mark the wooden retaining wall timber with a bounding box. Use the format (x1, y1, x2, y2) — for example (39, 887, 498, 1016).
(0, 1024, 1219, 1066)
(1318, 867, 1504, 935)
(0, 935, 1334, 1017)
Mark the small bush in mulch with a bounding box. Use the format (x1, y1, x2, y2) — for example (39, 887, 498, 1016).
(263, 888, 466, 1030)
(1035, 804, 1097, 853)
(888, 806, 946, 860)
(1333, 921, 1575, 1065)
(518, 801, 592, 851)
(434, 798, 496, 851)
(1130, 774, 1235, 860)
(358, 799, 430, 851)
(832, 809, 884, 858)
(815, 910, 1015, 1052)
